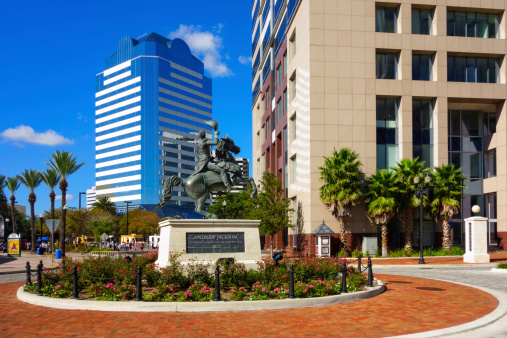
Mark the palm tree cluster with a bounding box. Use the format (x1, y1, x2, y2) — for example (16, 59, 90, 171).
(320, 148, 466, 257)
(0, 150, 84, 255)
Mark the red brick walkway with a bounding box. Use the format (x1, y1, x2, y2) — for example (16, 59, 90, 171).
(0, 274, 498, 337)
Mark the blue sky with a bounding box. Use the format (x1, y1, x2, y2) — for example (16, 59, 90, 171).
(0, 0, 253, 215)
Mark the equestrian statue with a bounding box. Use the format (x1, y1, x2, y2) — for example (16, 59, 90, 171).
(156, 120, 257, 219)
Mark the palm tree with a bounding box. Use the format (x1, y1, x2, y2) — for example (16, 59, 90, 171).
(91, 196, 117, 215)
(46, 150, 85, 255)
(17, 170, 43, 249)
(430, 164, 466, 251)
(6, 177, 20, 233)
(40, 169, 61, 219)
(365, 170, 397, 258)
(0, 175, 6, 191)
(17, 170, 43, 252)
(392, 158, 428, 251)
(319, 148, 363, 252)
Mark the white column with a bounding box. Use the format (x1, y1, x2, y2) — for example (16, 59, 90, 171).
(463, 216, 490, 263)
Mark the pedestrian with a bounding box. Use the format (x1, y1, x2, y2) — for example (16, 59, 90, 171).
(140, 243, 144, 251)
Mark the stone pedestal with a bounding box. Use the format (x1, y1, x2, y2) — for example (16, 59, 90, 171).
(463, 216, 490, 264)
(155, 219, 262, 268)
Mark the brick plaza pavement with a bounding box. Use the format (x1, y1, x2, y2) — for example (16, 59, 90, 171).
(0, 273, 498, 337)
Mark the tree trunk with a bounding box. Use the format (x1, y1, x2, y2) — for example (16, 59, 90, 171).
(381, 223, 388, 258)
(338, 216, 348, 252)
(10, 195, 16, 233)
(442, 218, 451, 251)
(29, 192, 36, 252)
(400, 211, 413, 251)
(50, 190, 55, 253)
(270, 234, 274, 257)
(59, 178, 68, 255)
(50, 190, 55, 219)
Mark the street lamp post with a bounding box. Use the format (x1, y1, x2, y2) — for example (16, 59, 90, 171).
(414, 175, 431, 265)
(79, 192, 86, 210)
(125, 201, 132, 235)
(222, 200, 227, 219)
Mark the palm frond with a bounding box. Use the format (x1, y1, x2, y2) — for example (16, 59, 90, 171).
(17, 169, 43, 193)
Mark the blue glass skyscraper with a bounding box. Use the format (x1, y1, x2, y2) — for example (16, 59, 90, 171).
(95, 33, 212, 216)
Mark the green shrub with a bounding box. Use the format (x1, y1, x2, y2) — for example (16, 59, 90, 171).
(497, 263, 507, 269)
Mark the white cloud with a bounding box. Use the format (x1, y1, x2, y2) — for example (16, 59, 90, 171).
(55, 194, 74, 201)
(169, 24, 233, 78)
(77, 112, 88, 123)
(238, 56, 252, 65)
(1, 125, 74, 146)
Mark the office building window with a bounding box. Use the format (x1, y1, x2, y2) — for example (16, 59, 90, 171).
(291, 115, 296, 141)
(272, 110, 275, 130)
(265, 86, 271, 109)
(413, 54, 433, 81)
(448, 110, 486, 197)
(266, 118, 270, 139)
(291, 73, 297, 100)
(485, 193, 497, 245)
(284, 89, 288, 114)
(484, 150, 496, 178)
(376, 52, 398, 79)
(448, 56, 500, 83)
(283, 52, 287, 76)
(483, 112, 497, 136)
(447, 11, 499, 38)
(377, 98, 399, 170)
(290, 32, 296, 58)
(412, 8, 433, 35)
(291, 155, 297, 182)
(277, 98, 282, 121)
(376, 6, 398, 33)
(413, 100, 434, 168)
(277, 65, 282, 88)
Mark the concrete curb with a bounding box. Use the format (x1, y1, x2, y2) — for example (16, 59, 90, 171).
(491, 268, 507, 273)
(390, 278, 507, 338)
(17, 280, 385, 312)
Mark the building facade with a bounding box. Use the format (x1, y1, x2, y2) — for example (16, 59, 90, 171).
(252, 0, 507, 253)
(95, 33, 212, 216)
(86, 186, 96, 209)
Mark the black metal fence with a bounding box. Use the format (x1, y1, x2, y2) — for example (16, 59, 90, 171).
(25, 258, 374, 301)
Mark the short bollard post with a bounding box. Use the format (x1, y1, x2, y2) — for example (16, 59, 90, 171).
(36, 260, 43, 295)
(71, 266, 79, 299)
(357, 255, 362, 272)
(341, 261, 348, 293)
(289, 264, 295, 299)
(213, 265, 221, 301)
(135, 265, 142, 301)
(26, 262, 32, 285)
(367, 256, 374, 287)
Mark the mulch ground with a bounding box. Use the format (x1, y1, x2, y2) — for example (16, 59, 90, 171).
(0, 273, 497, 337)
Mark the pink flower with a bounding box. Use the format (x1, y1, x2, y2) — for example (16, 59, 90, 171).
(262, 288, 266, 292)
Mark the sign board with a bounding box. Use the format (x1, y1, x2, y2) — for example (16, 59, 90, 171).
(45, 219, 60, 234)
(0, 217, 4, 239)
(186, 232, 245, 254)
(100, 233, 108, 241)
(8, 233, 21, 257)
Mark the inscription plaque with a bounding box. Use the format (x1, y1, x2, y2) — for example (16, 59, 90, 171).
(186, 232, 245, 254)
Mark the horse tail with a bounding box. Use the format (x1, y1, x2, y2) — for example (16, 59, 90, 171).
(156, 176, 184, 210)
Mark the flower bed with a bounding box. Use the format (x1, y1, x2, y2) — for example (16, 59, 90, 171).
(24, 251, 368, 301)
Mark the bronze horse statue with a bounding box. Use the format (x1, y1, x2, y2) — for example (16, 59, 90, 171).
(156, 136, 257, 219)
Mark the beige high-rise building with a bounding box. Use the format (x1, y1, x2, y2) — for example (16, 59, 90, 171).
(252, 0, 506, 254)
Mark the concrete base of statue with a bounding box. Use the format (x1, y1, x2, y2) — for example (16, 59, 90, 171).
(463, 216, 490, 264)
(155, 219, 262, 269)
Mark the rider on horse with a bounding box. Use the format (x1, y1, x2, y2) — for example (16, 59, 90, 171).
(194, 126, 233, 191)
